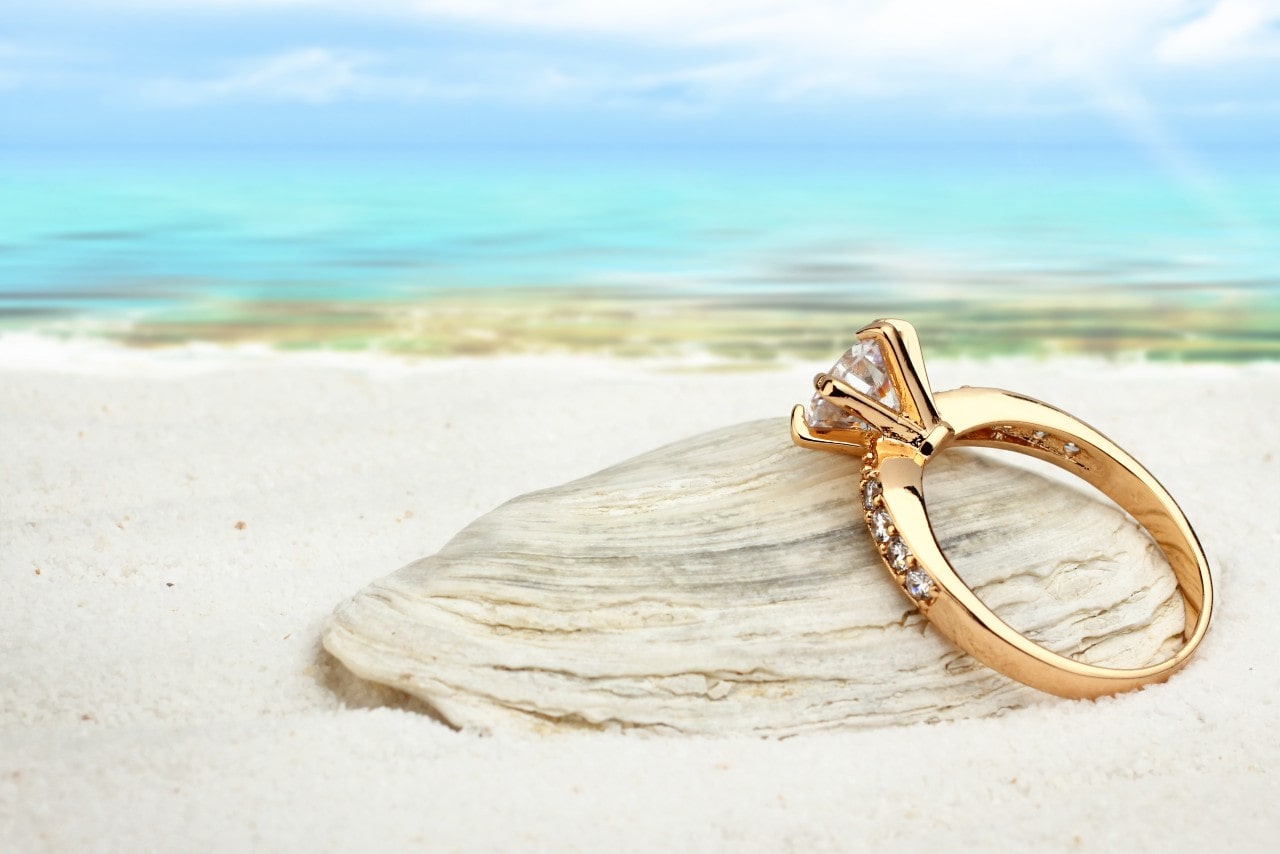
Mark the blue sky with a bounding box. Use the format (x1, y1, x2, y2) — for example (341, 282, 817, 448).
(3, 1, 1279, 148)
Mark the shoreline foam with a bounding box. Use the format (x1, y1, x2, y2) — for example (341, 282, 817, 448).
(5, 285, 1280, 362)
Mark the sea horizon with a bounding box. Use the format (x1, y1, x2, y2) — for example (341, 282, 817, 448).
(4, 143, 1278, 361)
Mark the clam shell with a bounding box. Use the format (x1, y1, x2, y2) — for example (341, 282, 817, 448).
(323, 417, 1184, 735)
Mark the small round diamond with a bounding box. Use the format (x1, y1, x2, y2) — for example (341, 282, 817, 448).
(1063, 441, 1081, 455)
(904, 569, 934, 601)
(870, 509, 893, 543)
(887, 537, 911, 573)
(1032, 430, 1047, 440)
(863, 478, 882, 510)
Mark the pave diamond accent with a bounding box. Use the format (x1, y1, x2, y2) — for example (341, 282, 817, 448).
(870, 509, 893, 543)
(886, 537, 911, 573)
(804, 338, 899, 431)
(862, 478, 882, 511)
(862, 460, 934, 609)
(904, 569, 934, 601)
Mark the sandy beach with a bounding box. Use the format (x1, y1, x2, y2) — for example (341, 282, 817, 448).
(2, 339, 1277, 851)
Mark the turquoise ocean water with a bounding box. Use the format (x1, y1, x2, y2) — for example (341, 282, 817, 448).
(2, 146, 1278, 357)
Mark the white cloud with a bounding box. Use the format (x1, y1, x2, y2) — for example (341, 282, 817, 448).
(140, 48, 497, 104)
(0, 40, 106, 91)
(1156, 0, 1280, 64)
(251, 1, 1189, 96)
(67, 1, 1222, 90)
(98, 0, 1220, 116)
(136, 45, 762, 108)
(20, 1, 1280, 120)
(143, 48, 363, 103)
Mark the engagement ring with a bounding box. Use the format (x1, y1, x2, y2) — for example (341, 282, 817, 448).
(791, 318, 1213, 698)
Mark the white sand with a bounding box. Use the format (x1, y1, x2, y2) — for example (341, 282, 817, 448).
(1, 338, 1277, 851)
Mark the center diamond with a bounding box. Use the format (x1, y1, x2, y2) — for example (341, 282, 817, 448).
(805, 338, 900, 431)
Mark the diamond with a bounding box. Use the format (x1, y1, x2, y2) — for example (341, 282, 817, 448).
(832, 338, 899, 410)
(886, 537, 911, 573)
(804, 338, 900, 431)
(1032, 430, 1047, 440)
(805, 392, 870, 432)
(870, 509, 893, 543)
(862, 478, 882, 510)
(904, 569, 934, 601)
(1063, 441, 1080, 455)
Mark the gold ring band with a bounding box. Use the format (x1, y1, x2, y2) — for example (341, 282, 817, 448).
(791, 318, 1213, 699)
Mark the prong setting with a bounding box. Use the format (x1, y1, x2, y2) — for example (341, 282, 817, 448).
(791, 321, 953, 461)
